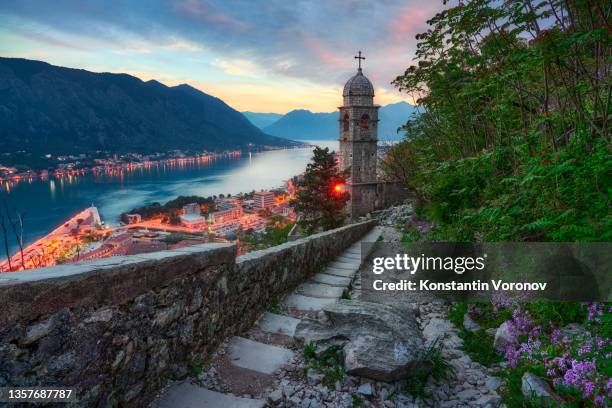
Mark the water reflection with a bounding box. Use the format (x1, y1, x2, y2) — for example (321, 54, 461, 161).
(0, 141, 338, 254)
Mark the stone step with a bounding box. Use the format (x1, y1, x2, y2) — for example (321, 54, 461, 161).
(152, 382, 265, 408)
(257, 312, 300, 337)
(311, 273, 352, 287)
(228, 336, 295, 375)
(337, 254, 361, 263)
(283, 293, 337, 311)
(327, 260, 360, 270)
(322, 267, 356, 278)
(327, 261, 361, 272)
(297, 282, 345, 299)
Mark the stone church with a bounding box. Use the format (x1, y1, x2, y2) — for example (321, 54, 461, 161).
(338, 52, 406, 218)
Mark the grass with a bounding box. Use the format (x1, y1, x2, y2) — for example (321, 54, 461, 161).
(448, 302, 503, 367)
(497, 366, 561, 408)
(351, 393, 364, 406)
(404, 338, 455, 398)
(458, 329, 503, 367)
(303, 343, 345, 387)
(268, 295, 281, 314)
(401, 228, 421, 242)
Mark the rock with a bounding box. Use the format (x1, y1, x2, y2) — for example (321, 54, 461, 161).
(422, 318, 454, 343)
(295, 300, 424, 382)
(357, 383, 374, 396)
(475, 394, 501, 407)
(485, 328, 497, 337)
(559, 323, 587, 343)
(268, 389, 283, 403)
(521, 372, 562, 406)
(485, 376, 502, 391)
(22, 319, 53, 345)
(307, 369, 324, 385)
(493, 322, 513, 351)
(463, 313, 481, 333)
(457, 388, 479, 400)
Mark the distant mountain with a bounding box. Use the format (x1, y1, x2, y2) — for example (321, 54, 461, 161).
(242, 111, 283, 129)
(0, 57, 297, 154)
(258, 102, 418, 141)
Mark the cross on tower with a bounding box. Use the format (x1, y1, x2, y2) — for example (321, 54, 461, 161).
(354, 50, 365, 70)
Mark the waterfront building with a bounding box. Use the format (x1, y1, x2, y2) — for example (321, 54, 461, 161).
(254, 191, 275, 210)
(208, 205, 243, 224)
(180, 203, 207, 230)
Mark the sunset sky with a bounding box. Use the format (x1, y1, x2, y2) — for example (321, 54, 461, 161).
(0, 0, 441, 113)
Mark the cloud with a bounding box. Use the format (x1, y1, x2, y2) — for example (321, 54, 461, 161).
(174, 0, 250, 32)
(0, 0, 444, 111)
(211, 58, 259, 77)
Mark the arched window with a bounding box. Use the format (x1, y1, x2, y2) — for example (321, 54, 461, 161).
(359, 114, 369, 129)
(343, 114, 349, 131)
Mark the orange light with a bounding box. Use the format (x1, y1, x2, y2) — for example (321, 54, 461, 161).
(333, 183, 345, 193)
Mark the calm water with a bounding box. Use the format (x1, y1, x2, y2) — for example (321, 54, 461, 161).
(1, 140, 338, 255)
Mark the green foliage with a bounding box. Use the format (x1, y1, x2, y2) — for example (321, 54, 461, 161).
(303, 343, 317, 360)
(499, 366, 547, 408)
(122, 195, 216, 222)
(341, 291, 352, 300)
(448, 302, 469, 328)
(303, 344, 345, 387)
(160, 233, 204, 245)
(239, 218, 295, 251)
(268, 295, 281, 315)
(460, 330, 503, 367)
(383, 0, 611, 243)
(449, 302, 504, 367)
(404, 338, 455, 398)
(290, 147, 350, 234)
(525, 301, 586, 328)
(351, 393, 364, 406)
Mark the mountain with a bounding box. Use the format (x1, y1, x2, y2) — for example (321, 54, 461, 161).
(258, 102, 418, 141)
(242, 112, 283, 129)
(0, 57, 297, 154)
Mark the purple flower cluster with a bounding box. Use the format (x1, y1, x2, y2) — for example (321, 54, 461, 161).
(585, 302, 606, 323)
(494, 302, 611, 407)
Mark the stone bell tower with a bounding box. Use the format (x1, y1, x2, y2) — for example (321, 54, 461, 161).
(339, 51, 380, 218)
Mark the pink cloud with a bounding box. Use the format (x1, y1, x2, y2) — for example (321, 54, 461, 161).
(174, 0, 249, 31)
(388, 3, 435, 42)
(301, 34, 349, 70)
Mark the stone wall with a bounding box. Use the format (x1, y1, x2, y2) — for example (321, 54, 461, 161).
(0, 220, 375, 407)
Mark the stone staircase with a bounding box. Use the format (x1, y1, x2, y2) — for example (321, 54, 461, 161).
(151, 227, 382, 408)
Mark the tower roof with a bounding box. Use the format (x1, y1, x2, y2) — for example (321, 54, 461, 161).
(342, 68, 374, 98)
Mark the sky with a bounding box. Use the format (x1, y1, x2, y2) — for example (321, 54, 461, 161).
(0, 0, 442, 113)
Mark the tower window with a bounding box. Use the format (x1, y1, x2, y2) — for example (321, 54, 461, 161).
(359, 114, 369, 129)
(343, 114, 349, 131)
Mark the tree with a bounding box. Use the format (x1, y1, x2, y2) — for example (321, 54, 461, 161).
(290, 147, 350, 233)
(383, 0, 610, 242)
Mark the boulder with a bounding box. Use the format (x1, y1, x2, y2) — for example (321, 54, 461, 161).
(295, 300, 424, 382)
(493, 322, 513, 351)
(521, 372, 562, 406)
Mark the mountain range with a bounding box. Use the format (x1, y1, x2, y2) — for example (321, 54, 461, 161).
(243, 102, 417, 141)
(0, 57, 296, 155)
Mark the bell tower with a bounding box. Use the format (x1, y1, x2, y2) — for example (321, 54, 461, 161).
(339, 51, 379, 217)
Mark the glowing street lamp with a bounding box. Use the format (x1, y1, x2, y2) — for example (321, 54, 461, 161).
(332, 182, 346, 195)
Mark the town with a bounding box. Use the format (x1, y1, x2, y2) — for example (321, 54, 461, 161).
(0, 181, 297, 272)
(0, 149, 244, 191)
